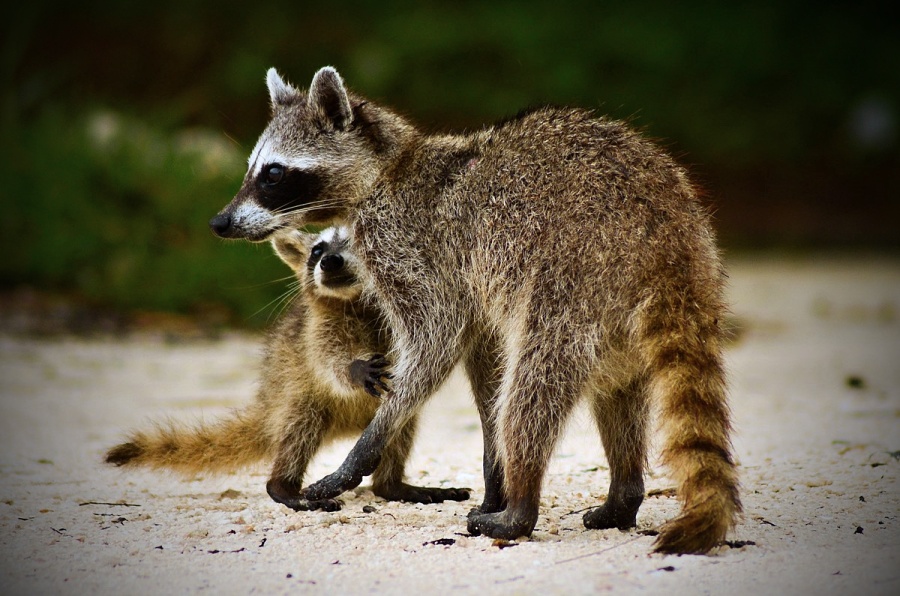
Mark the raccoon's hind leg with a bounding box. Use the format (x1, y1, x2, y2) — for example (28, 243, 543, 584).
(464, 330, 507, 516)
(468, 329, 587, 540)
(583, 375, 649, 531)
(266, 406, 342, 512)
(371, 413, 471, 503)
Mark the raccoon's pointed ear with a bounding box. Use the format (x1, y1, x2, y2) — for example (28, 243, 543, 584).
(271, 229, 310, 270)
(308, 66, 353, 130)
(267, 68, 298, 108)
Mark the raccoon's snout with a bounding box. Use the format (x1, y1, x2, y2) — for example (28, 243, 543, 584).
(209, 213, 233, 238)
(320, 254, 344, 273)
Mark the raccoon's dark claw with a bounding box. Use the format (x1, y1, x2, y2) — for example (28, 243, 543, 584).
(373, 483, 472, 504)
(349, 354, 393, 398)
(286, 498, 343, 512)
(364, 379, 391, 398)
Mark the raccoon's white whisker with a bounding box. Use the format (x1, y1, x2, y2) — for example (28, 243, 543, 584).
(222, 131, 243, 149)
(291, 278, 316, 296)
(251, 275, 309, 323)
(277, 274, 300, 284)
(271, 198, 346, 216)
(302, 197, 346, 209)
(270, 289, 300, 323)
(249, 284, 300, 323)
(238, 273, 298, 289)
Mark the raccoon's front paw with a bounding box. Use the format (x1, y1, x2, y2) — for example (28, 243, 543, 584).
(349, 354, 392, 398)
(267, 478, 342, 512)
(302, 469, 362, 501)
(373, 482, 471, 504)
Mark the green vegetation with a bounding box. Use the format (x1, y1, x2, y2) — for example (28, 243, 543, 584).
(1, 1, 897, 326)
(0, 107, 288, 325)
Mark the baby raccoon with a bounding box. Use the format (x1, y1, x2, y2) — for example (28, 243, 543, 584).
(105, 226, 470, 510)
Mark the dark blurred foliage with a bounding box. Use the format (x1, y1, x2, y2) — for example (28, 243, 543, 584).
(1, 0, 897, 326)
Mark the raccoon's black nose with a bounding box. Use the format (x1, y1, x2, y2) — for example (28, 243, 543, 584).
(209, 213, 232, 237)
(320, 254, 344, 273)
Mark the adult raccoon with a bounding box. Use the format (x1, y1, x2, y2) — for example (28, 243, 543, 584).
(210, 67, 740, 554)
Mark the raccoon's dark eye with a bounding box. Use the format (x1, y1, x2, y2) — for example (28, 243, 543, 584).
(307, 242, 326, 270)
(265, 164, 284, 185)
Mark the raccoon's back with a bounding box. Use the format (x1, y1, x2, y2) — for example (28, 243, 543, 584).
(396, 107, 721, 335)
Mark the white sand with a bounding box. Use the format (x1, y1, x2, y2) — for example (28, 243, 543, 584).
(1, 254, 898, 595)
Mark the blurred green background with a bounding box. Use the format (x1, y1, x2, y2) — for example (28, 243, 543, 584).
(1, 0, 897, 331)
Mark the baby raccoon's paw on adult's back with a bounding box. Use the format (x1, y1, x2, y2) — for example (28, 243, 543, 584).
(349, 354, 393, 398)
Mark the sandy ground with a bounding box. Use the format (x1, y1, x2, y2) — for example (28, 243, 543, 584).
(1, 254, 898, 595)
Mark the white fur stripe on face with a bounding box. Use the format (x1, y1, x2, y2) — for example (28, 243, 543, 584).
(247, 135, 320, 176)
(232, 201, 274, 229)
(316, 227, 337, 244)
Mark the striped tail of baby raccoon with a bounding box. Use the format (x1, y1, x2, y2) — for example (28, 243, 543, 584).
(637, 285, 742, 555)
(104, 404, 273, 477)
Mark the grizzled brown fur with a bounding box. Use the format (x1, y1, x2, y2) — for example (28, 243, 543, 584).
(211, 67, 741, 554)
